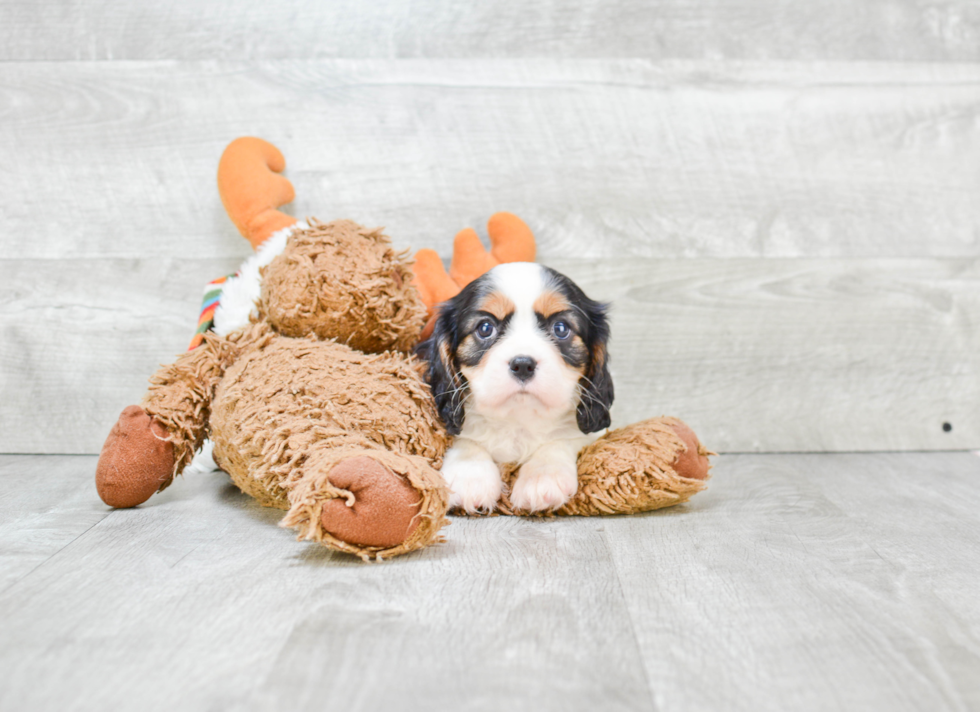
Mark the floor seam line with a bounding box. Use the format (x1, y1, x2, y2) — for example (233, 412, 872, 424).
(600, 523, 661, 712)
(0, 510, 114, 599)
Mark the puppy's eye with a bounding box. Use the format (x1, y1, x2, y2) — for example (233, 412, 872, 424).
(476, 320, 496, 340)
(553, 321, 571, 339)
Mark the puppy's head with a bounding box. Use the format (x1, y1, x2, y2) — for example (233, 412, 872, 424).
(417, 262, 613, 436)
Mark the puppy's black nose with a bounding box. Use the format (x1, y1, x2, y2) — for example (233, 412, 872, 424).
(509, 356, 537, 382)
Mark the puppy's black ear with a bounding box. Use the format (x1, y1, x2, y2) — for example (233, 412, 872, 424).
(415, 302, 467, 436)
(577, 301, 614, 434)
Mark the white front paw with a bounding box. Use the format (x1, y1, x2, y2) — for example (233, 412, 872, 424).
(510, 458, 578, 512)
(441, 458, 503, 514)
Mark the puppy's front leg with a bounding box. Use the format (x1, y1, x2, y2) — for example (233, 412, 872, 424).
(441, 438, 504, 513)
(510, 439, 582, 513)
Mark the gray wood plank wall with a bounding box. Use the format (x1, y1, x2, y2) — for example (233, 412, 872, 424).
(2, 1, 979, 62)
(1, 3, 978, 454)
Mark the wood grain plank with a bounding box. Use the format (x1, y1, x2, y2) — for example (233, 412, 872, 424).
(556, 257, 980, 453)
(1, 0, 978, 62)
(2, 256, 975, 454)
(0, 455, 110, 593)
(602, 452, 980, 711)
(1, 61, 978, 261)
(0, 456, 653, 712)
(0, 257, 241, 454)
(1, 453, 978, 710)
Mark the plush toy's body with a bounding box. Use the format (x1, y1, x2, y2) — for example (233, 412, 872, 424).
(96, 137, 713, 560)
(99, 216, 451, 558)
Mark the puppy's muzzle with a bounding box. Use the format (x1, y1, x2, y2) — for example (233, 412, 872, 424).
(509, 355, 537, 383)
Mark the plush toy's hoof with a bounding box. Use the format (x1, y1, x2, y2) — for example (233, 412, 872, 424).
(669, 420, 711, 480)
(95, 406, 175, 508)
(320, 456, 422, 548)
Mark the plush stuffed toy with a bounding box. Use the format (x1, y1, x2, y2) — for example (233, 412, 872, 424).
(96, 138, 457, 559)
(95, 137, 712, 560)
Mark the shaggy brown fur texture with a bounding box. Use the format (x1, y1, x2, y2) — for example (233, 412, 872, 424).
(141, 318, 451, 560)
(142, 329, 247, 484)
(261, 219, 426, 354)
(490, 417, 712, 517)
(207, 321, 450, 558)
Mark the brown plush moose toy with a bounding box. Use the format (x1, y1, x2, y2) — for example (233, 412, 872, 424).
(95, 137, 712, 560)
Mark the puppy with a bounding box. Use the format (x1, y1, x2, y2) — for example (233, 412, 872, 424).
(417, 262, 613, 513)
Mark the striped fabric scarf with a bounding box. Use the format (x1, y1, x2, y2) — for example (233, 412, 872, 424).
(188, 273, 236, 350)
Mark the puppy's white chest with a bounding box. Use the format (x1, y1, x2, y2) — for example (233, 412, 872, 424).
(486, 425, 536, 464)
(461, 411, 585, 465)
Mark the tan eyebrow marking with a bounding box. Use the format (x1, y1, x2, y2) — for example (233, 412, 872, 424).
(478, 291, 516, 321)
(533, 290, 570, 319)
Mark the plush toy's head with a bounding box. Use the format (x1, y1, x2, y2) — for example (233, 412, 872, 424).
(215, 136, 534, 354)
(260, 219, 426, 354)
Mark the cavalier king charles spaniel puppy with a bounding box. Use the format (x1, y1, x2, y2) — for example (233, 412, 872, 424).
(417, 262, 613, 513)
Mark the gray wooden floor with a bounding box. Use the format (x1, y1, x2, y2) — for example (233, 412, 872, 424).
(2, 452, 978, 711)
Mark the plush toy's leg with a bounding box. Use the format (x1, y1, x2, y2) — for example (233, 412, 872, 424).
(95, 405, 175, 508)
(667, 419, 712, 482)
(280, 443, 450, 560)
(496, 416, 713, 516)
(319, 457, 423, 547)
(565, 416, 712, 515)
(95, 331, 246, 508)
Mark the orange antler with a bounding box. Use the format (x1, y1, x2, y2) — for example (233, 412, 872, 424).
(451, 212, 536, 287)
(217, 137, 298, 250)
(413, 212, 537, 339)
